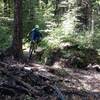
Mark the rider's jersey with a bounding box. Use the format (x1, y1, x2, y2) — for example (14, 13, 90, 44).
(30, 28, 42, 41)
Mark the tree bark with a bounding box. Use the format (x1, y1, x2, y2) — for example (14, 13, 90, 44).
(78, 0, 92, 30)
(3, 0, 8, 16)
(12, 0, 23, 59)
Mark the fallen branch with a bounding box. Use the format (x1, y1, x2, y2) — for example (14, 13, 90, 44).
(0, 69, 38, 97)
(52, 84, 65, 100)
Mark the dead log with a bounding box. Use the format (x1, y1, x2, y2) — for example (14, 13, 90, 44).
(0, 69, 39, 97)
(0, 87, 16, 96)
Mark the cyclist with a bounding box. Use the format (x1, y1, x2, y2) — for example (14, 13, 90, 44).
(29, 25, 42, 59)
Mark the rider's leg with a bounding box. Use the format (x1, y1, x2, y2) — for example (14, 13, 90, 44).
(34, 40, 40, 52)
(29, 41, 34, 59)
(29, 40, 40, 59)
(33, 40, 39, 53)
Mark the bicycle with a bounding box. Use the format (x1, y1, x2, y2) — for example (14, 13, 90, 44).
(28, 40, 40, 60)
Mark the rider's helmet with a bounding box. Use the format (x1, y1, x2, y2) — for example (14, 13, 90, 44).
(35, 25, 39, 29)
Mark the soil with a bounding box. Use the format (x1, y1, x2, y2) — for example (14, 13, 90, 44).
(0, 56, 100, 100)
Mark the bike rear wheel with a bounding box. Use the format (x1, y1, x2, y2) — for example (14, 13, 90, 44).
(29, 42, 37, 60)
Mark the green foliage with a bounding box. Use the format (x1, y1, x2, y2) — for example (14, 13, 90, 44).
(43, 28, 63, 48)
(92, 29, 100, 49)
(0, 26, 12, 49)
(22, 0, 55, 34)
(39, 26, 64, 61)
(0, 0, 3, 16)
(62, 32, 93, 49)
(61, 1, 79, 34)
(35, 1, 54, 28)
(0, 0, 13, 49)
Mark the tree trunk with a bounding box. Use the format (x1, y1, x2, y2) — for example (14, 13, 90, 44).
(8, 0, 12, 17)
(12, 0, 23, 59)
(91, 10, 94, 34)
(3, 0, 8, 16)
(78, 0, 92, 30)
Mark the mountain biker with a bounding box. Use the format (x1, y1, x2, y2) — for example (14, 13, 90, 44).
(29, 25, 42, 59)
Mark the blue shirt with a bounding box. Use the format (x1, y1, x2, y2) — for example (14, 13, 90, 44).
(30, 28, 42, 41)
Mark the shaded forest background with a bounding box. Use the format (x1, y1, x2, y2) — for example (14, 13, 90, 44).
(0, 0, 100, 60)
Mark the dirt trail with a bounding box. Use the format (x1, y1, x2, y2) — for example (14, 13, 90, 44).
(1, 57, 100, 100)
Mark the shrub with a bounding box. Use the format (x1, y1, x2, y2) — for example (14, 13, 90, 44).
(0, 26, 12, 49)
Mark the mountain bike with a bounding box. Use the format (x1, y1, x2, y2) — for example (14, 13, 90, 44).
(28, 41, 38, 60)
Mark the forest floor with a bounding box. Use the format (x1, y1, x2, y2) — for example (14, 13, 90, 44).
(0, 54, 100, 100)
